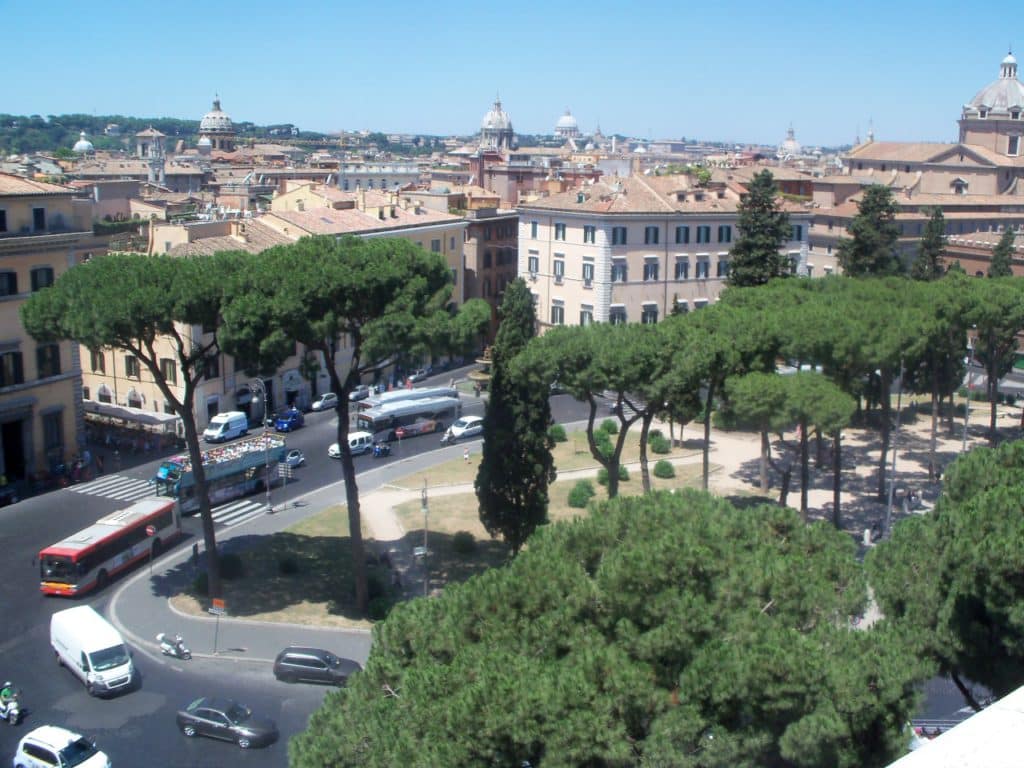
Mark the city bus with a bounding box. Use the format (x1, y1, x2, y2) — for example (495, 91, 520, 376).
(38, 497, 182, 596)
(358, 386, 460, 412)
(154, 434, 287, 514)
(356, 396, 462, 442)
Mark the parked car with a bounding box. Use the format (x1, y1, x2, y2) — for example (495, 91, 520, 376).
(348, 385, 371, 401)
(14, 725, 110, 768)
(284, 449, 305, 468)
(328, 431, 374, 458)
(273, 646, 362, 685)
(274, 408, 304, 432)
(311, 393, 338, 412)
(176, 696, 278, 749)
(407, 368, 430, 383)
(449, 415, 484, 440)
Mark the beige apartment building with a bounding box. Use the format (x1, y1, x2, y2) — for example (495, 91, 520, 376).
(517, 175, 810, 329)
(0, 174, 102, 488)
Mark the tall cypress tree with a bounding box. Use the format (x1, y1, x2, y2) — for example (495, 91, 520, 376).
(837, 185, 903, 276)
(910, 207, 946, 281)
(988, 226, 1015, 277)
(475, 278, 556, 555)
(727, 169, 792, 287)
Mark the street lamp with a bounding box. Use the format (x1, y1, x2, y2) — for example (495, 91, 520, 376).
(249, 379, 273, 514)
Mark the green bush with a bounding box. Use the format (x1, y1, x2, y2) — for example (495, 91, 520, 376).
(595, 433, 614, 459)
(654, 460, 675, 479)
(367, 597, 393, 621)
(568, 480, 596, 508)
(647, 429, 663, 442)
(191, 571, 209, 596)
(600, 418, 619, 435)
(452, 531, 476, 556)
(597, 465, 629, 486)
(548, 424, 567, 443)
(220, 552, 245, 580)
(278, 556, 300, 576)
(650, 435, 671, 454)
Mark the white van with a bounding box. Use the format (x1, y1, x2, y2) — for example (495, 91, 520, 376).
(202, 411, 248, 443)
(51, 605, 135, 696)
(328, 431, 374, 458)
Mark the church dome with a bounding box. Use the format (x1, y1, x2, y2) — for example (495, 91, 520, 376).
(966, 51, 1024, 112)
(555, 110, 578, 130)
(72, 131, 94, 154)
(200, 98, 234, 133)
(777, 124, 802, 158)
(481, 98, 512, 131)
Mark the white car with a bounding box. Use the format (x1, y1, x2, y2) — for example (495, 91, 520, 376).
(15, 725, 110, 768)
(311, 393, 338, 411)
(348, 385, 371, 401)
(284, 449, 305, 468)
(329, 431, 374, 458)
(449, 415, 484, 440)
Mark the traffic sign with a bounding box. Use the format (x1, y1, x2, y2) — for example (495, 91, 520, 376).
(145, 525, 157, 537)
(209, 598, 226, 616)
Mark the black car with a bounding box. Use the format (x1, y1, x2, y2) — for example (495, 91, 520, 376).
(273, 646, 362, 685)
(176, 696, 278, 749)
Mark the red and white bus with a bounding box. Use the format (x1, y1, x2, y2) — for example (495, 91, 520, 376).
(38, 497, 182, 596)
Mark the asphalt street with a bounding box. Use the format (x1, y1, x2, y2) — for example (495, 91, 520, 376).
(0, 373, 589, 765)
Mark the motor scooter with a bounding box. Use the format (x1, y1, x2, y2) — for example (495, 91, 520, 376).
(0, 692, 22, 726)
(156, 632, 191, 660)
(440, 429, 456, 447)
(372, 443, 391, 458)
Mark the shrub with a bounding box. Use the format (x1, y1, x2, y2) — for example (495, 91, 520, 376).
(595, 433, 614, 459)
(568, 480, 596, 508)
(191, 571, 209, 596)
(650, 435, 671, 454)
(548, 424, 567, 443)
(600, 418, 619, 435)
(452, 531, 476, 556)
(647, 429, 663, 442)
(654, 460, 675, 479)
(367, 597, 393, 621)
(220, 552, 245, 580)
(278, 556, 300, 576)
(618, 464, 630, 481)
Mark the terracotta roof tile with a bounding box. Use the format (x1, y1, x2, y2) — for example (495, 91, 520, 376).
(0, 172, 75, 195)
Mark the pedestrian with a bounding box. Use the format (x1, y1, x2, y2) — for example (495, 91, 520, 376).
(96, 454, 104, 475)
(463, 446, 470, 463)
(473, 382, 481, 397)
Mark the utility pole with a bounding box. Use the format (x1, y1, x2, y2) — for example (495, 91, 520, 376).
(421, 479, 429, 597)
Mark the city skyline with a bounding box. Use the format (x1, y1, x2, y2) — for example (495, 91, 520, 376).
(3, 0, 1018, 146)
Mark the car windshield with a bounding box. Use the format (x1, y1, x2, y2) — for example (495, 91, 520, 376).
(324, 652, 340, 666)
(59, 737, 99, 767)
(89, 644, 129, 671)
(227, 703, 252, 724)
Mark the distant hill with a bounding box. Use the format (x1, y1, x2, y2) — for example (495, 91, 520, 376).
(0, 113, 328, 155)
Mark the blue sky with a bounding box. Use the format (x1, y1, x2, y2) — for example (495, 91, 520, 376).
(1, 0, 1016, 146)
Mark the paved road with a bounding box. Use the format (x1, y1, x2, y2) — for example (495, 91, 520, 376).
(0, 373, 589, 764)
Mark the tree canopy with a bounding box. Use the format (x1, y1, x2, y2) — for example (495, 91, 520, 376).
(292, 491, 926, 768)
(727, 169, 793, 287)
(836, 185, 902, 277)
(868, 440, 1024, 707)
(910, 207, 946, 281)
(987, 226, 1015, 278)
(475, 278, 555, 555)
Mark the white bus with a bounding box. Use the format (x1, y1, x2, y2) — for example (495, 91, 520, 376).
(356, 396, 463, 442)
(358, 386, 460, 412)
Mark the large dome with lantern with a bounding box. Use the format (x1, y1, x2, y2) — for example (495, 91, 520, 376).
(198, 97, 236, 151)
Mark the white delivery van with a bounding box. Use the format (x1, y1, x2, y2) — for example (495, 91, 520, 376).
(51, 605, 135, 696)
(202, 411, 248, 443)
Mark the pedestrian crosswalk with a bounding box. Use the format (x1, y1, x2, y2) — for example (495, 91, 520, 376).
(69, 475, 267, 529)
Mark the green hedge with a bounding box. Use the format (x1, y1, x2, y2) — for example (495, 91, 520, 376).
(650, 435, 671, 454)
(597, 465, 629, 486)
(568, 480, 596, 508)
(548, 424, 567, 443)
(654, 460, 675, 479)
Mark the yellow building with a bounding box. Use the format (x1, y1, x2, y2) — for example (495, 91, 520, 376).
(0, 173, 100, 490)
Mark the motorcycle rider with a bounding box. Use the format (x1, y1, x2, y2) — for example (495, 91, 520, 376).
(0, 681, 15, 716)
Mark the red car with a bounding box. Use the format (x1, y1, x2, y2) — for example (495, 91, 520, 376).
(394, 420, 438, 440)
